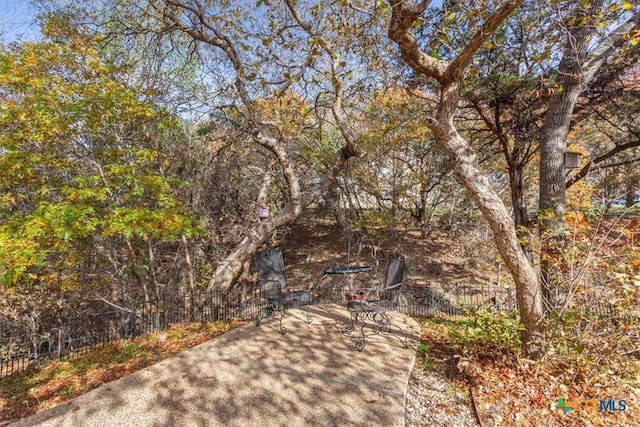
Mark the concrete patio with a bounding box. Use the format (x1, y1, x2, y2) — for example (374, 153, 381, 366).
(10, 304, 421, 427)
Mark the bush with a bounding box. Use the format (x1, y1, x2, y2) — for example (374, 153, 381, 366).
(449, 310, 524, 357)
(545, 308, 640, 383)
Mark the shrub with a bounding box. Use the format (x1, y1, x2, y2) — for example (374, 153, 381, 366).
(449, 310, 524, 357)
(545, 308, 640, 383)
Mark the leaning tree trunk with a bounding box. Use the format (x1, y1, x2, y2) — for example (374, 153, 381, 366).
(206, 206, 300, 291)
(206, 147, 351, 292)
(387, 0, 545, 357)
(431, 85, 545, 357)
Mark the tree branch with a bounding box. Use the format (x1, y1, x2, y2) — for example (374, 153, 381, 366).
(446, 1, 524, 83)
(581, 12, 640, 82)
(566, 139, 640, 188)
(387, 0, 447, 81)
(284, 0, 359, 155)
(162, 0, 254, 108)
(252, 132, 303, 214)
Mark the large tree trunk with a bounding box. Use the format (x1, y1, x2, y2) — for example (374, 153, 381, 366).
(387, 0, 545, 357)
(431, 85, 545, 357)
(538, 1, 640, 310)
(538, 0, 605, 311)
(538, 89, 577, 309)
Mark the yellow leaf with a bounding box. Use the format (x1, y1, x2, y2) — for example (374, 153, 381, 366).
(622, 2, 631, 10)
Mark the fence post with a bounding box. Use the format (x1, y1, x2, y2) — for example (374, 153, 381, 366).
(57, 327, 64, 359)
(130, 305, 137, 337)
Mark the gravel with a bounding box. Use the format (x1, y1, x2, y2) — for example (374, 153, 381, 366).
(405, 366, 480, 427)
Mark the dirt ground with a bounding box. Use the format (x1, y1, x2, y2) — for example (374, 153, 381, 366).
(275, 217, 502, 291)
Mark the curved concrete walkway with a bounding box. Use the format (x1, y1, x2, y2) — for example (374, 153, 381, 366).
(10, 304, 421, 427)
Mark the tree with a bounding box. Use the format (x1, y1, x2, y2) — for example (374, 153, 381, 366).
(58, 0, 397, 291)
(347, 88, 455, 234)
(423, 1, 639, 247)
(409, 0, 640, 310)
(0, 17, 200, 326)
(566, 65, 640, 199)
(454, 4, 556, 235)
(386, 0, 544, 356)
(538, 0, 640, 307)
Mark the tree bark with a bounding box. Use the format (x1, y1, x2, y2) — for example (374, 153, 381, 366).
(508, 162, 535, 264)
(538, 3, 640, 310)
(205, 206, 298, 292)
(431, 85, 544, 356)
(625, 172, 639, 208)
(206, 149, 350, 291)
(509, 164, 529, 228)
(538, 0, 604, 310)
(387, 0, 545, 357)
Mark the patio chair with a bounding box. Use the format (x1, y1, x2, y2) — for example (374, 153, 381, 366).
(253, 249, 313, 335)
(344, 252, 408, 351)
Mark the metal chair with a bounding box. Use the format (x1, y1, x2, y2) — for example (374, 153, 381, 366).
(345, 253, 408, 351)
(253, 249, 313, 334)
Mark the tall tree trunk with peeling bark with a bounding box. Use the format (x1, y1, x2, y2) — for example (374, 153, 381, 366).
(387, 0, 545, 357)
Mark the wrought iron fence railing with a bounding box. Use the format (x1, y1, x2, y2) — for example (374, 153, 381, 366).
(0, 289, 269, 380)
(0, 285, 629, 380)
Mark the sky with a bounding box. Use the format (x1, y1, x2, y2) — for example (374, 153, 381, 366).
(0, 0, 448, 44)
(0, 0, 39, 43)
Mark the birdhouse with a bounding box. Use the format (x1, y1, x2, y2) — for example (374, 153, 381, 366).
(564, 151, 582, 169)
(258, 204, 269, 220)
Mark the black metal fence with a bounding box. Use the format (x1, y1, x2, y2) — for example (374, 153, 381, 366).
(312, 284, 518, 316)
(0, 289, 268, 380)
(0, 284, 626, 380)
